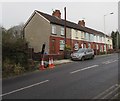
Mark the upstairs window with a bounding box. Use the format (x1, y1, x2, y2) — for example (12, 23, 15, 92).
(61, 27, 64, 36)
(94, 35, 96, 42)
(75, 30, 78, 38)
(81, 31, 84, 39)
(52, 25, 56, 34)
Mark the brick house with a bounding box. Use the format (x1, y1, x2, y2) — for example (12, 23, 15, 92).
(24, 9, 113, 55)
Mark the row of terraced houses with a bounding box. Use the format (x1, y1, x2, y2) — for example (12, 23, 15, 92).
(24, 9, 113, 55)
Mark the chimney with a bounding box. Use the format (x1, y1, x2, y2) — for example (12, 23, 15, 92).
(52, 10, 61, 19)
(78, 20, 85, 27)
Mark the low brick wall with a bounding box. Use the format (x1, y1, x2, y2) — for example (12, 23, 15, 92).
(33, 52, 64, 61)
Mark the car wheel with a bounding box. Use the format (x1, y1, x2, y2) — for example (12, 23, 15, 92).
(91, 55, 94, 59)
(81, 56, 85, 61)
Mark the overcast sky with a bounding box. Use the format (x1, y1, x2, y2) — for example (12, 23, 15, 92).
(1, 1, 118, 35)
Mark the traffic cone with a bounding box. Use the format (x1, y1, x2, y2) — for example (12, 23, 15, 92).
(39, 58, 45, 70)
(48, 57, 52, 68)
(51, 57, 55, 68)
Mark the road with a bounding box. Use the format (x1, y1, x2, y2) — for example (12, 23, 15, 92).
(2, 53, 120, 99)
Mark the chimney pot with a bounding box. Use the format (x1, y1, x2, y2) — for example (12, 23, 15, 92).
(52, 9, 61, 19)
(78, 20, 85, 27)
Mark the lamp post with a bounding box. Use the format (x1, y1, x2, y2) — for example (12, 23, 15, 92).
(104, 12, 114, 54)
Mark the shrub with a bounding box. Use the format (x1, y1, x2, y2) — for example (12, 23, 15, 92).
(14, 63, 25, 75)
(99, 51, 106, 55)
(2, 58, 15, 77)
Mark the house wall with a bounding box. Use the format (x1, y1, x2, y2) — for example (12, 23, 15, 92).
(71, 29, 81, 40)
(24, 12, 50, 53)
(25, 10, 112, 55)
(51, 24, 71, 38)
(49, 36, 71, 54)
(49, 24, 71, 54)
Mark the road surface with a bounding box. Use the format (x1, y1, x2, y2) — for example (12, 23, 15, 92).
(2, 53, 120, 99)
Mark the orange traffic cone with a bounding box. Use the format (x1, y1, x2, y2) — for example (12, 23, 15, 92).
(48, 57, 52, 68)
(51, 57, 55, 68)
(39, 58, 45, 70)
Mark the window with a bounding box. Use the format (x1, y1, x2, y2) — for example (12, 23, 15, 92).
(52, 25, 56, 34)
(89, 34, 91, 41)
(81, 31, 84, 39)
(74, 42, 79, 50)
(88, 43, 91, 48)
(100, 36, 102, 42)
(94, 35, 96, 42)
(100, 45, 103, 52)
(61, 27, 64, 36)
(60, 40, 65, 50)
(75, 30, 78, 38)
(96, 44, 99, 50)
(81, 43, 84, 48)
(98, 36, 100, 42)
(102, 36, 104, 43)
(86, 33, 89, 41)
(84, 33, 86, 40)
(104, 45, 106, 51)
(90, 34, 94, 42)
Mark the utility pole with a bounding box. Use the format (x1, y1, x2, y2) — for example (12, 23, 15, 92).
(64, 7, 67, 59)
(64, 7, 67, 49)
(104, 12, 114, 54)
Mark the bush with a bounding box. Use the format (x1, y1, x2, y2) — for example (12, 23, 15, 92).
(2, 58, 15, 77)
(99, 51, 106, 55)
(2, 27, 31, 78)
(14, 63, 25, 75)
(2, 58, 26, 77)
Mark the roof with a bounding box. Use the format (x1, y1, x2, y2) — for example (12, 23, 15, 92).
(35, 10, 107, 36)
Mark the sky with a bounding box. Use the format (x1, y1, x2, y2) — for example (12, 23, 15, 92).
(0, 0, 119, 35)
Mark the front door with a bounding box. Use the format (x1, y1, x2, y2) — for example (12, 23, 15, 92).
(51, 39, 56, 54)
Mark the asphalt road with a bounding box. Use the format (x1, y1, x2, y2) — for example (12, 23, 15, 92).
(2, 53, 120, 99)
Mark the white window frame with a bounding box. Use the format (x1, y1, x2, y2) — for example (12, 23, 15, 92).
(88, 43, 91, 48)
(74, 42, 79, 50)
(60, 40, 65, 50)
(94, 35, 96, 42)
(75, 30, 78, 38)
(104, 45, 106, 51)
(96, 44, 99, 50)
(61, 27, 64, 36)
(52, 25, 56, 34)
(81, 31, 84, 39)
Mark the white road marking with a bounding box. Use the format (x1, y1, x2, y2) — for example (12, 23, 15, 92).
(111, 92, 120, 99)
(102, 59, 118, 65)
(70, 65, 99, 74)
(101, 85, 120, 99)
(0, 80, 49, 97)
(93, 84, 118, 99)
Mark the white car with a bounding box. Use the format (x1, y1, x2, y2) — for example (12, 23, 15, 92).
(71, 48, 95, 61)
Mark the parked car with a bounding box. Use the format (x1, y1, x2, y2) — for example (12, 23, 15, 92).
(71, 48, 95, 61)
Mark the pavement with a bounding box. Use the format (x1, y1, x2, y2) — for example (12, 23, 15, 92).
(53, 53, 113, 65)
(54, 59, 73, 65)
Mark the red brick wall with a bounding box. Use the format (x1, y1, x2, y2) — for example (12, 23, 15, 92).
(49, 36, 71, 54)
(49, 36, 106, 55)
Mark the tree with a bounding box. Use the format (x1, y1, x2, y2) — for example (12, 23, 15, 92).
(111, 31, 120, 49)
(2, 24, 30, 77)
(7, 23, 24, 39)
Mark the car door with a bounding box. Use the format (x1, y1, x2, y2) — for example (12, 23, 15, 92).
(84, 49, 89, 59)
(86, 49, 91, 59)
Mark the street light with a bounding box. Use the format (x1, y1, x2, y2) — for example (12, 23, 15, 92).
(104, 12, 114, 54)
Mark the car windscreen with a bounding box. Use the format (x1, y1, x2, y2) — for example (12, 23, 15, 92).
(77, 48, 86, 53)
